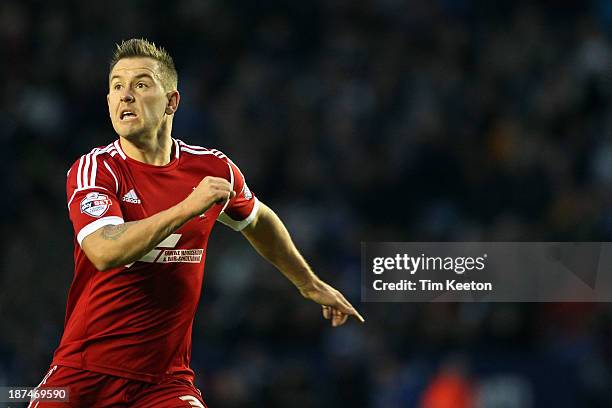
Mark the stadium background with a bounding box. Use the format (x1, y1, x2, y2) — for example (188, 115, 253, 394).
(1, 0, 612, 406)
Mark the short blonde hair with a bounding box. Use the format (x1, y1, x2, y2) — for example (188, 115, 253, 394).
(109, 38, 178, 90)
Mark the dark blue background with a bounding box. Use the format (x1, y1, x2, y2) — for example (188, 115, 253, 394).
(1, 0, 612, 406)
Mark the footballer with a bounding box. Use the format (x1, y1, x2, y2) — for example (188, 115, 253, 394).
(29, 38, 363, 408)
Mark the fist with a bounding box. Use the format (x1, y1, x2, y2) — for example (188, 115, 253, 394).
(186, 176, 236, 216)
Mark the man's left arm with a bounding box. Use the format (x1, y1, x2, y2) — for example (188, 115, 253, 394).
(241, 202, 364, 327)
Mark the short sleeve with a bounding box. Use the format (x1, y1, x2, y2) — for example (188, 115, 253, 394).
(67, 152, 124, 245)
(216, 158, 260, 231)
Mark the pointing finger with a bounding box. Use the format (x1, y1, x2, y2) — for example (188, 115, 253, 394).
(351, 308, 365, 323)
(336, 299, 365, 323)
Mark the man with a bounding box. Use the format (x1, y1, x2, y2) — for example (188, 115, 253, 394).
(31, 38, 363, 407)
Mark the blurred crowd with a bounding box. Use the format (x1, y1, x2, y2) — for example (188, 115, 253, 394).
(1, 0, 612, 406)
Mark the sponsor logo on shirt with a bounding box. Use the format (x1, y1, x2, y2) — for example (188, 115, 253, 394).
(80, 192, 112, 218)
(157, 249, 204, 263)
(125, 234, 203, 267)
(122, 189, 141, 204)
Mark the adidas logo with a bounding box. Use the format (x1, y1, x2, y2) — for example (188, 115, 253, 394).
(122, 189, 141, 204)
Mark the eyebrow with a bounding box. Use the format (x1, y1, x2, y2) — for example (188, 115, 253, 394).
(110, 73, 155, 82)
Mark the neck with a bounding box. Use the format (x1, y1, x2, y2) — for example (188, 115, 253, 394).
(120, 121, 173, 166)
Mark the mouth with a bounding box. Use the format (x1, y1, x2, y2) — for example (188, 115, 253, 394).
(120, 110, 138, 121)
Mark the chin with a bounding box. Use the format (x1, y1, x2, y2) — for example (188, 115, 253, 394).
(114, 125, 146, 140)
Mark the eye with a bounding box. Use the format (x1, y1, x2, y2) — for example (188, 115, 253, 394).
(136, 82, 148, 89)
(113, 83, 122, 90)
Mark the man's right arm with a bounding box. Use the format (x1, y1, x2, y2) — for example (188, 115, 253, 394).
(82, 176, 234, 271)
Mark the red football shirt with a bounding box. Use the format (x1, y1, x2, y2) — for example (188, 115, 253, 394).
(52, 138, 259, 383)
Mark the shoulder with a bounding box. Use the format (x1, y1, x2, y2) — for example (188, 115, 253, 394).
(175, 139, 243, 183)
(175, 139, 229, 161)
(175, 139, 235, 171)
(67, 141, 123, 189)
(68, 141, 124, 170)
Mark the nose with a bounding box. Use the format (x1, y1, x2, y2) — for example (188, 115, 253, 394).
(120, 92, 134, 103)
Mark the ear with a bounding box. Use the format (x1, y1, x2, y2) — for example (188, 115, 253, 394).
(165, 90, 180, 115)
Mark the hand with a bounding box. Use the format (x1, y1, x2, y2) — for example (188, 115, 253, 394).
(298, 279, 365, 327)
(185, 176, 236, 216)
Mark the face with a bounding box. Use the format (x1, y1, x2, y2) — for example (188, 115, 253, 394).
(107, 57, 178, 139)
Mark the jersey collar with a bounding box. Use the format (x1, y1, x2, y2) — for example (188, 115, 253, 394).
(113, 138, 181, 161)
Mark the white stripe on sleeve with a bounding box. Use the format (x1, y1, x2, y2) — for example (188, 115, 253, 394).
(219, 162, 235, 214)
(90, 151, 99, 187)
(217, 197, 260, 231)
(103, 161, 119, 193)
(76, 155, 84, 189)
(77, 216, 124, 246)
(180, 147, 216, 156)
(82, 152, 91, 188)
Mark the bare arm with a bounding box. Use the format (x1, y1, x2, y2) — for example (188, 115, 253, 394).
(82, 177, 235, 271)
(241, 202, 364, 326)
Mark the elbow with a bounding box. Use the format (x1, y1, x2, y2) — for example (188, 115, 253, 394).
(82, 240, 121, 271)
(87, 251, 117, 271)
(81, 227, 130, 271)
(93, 259, 115, 272)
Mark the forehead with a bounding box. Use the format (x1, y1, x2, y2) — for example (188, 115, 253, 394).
(110, 57, 162, 81)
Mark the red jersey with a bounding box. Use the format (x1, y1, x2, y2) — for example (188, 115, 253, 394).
(52, 138, 259, 383)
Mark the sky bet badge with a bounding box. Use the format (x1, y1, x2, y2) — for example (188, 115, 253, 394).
(80, 192, 112, 218)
